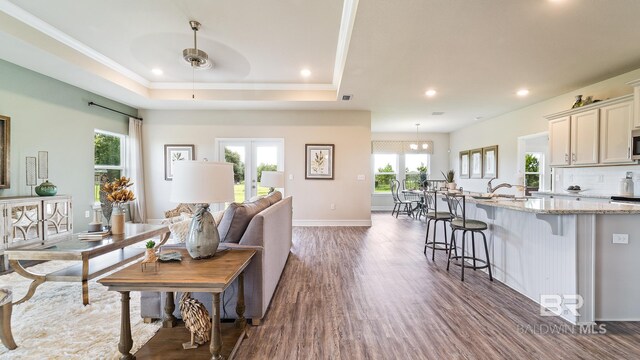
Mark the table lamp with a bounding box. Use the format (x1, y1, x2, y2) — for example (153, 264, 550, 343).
(260, 171, 284, 194)
(170, 161, 234, 259)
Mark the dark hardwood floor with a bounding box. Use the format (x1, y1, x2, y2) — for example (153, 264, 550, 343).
(234, 212, 640, 359)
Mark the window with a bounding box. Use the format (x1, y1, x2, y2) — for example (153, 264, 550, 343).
(372, 153, 430, 193)
(374, 154, 398, 193)
(94, 130, 126, 202)
(524, 152, 544, 193)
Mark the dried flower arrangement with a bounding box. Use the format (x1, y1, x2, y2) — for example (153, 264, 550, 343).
(102, 176, 136, 204)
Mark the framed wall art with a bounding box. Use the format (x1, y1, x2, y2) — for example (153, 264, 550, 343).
(469, 148, 483, 179)
(459, 150, 470, 179)
(305, 144, 334, 180)
(0, 115, 10, 189)
(164, 144, 194, 180)
(482, 145, 499, 179)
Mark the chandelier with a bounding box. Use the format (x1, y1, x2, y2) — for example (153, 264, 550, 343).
(410, 124, 429, 150)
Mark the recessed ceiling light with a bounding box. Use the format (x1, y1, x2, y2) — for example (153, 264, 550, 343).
(517, 89, 529, 97)
(425, 89, 437, 97)
(300, 68, 311, 77)
(151, 68, 163, 75)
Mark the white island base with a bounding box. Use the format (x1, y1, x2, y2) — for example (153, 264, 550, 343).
(441, 197, 640, 324)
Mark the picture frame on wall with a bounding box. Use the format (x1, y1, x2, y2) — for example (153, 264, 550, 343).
(482, 145, 498, 179)
(0, 115, 10, 189)
(305, 144, 334, 180)
(164, 144, 194, 180)
(459, 151, 470, 179)
(469, 148, 483, 179)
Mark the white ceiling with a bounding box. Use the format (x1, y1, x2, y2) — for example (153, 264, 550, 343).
(1, 0, 640, 133)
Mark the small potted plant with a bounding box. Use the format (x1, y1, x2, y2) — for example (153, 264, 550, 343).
(441, 170, 457, 190)
(144, 240, 157, 262)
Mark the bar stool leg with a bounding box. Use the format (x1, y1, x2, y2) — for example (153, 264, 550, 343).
(471, 231, 477, 270)
(424, 218, 431, 255)
(431, 220, 438, 261)
(461, 230, 467, 282)
(443, 221, 448, 255)
(481, 231, 493, 281)
(447, 229, 456, 271)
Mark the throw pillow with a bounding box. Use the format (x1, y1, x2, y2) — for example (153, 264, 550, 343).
(264, 190, 282, 205)
(168, 219, 191, 243)
(218, 197, 271, 243)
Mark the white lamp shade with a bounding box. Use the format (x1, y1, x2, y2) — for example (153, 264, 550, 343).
(170, 161, 235, 204)
(261, 171, 285, 188)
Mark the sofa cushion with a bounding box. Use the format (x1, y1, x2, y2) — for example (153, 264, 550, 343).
(218, 197, 271, 243)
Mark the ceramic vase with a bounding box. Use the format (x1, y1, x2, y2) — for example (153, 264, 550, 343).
(111, 205, 125, 235)
(35, 180, 57, 196)
(447, 182, 457, 190)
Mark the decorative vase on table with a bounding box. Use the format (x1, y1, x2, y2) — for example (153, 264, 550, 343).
(111, 204, 126, 235)
(447, 182, 458, 190)
(35, 180, 57, 196)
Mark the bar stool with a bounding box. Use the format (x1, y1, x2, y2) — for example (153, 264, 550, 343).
(422, 190, 452, 261)
(444, 193, 493, 282)
(0, 288, 17, 350)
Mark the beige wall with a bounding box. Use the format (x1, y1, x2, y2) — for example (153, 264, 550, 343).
(140, 109, 372, 225)
(450, 67, 640, 194)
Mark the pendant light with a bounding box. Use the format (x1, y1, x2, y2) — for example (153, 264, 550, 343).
(410, 123, 430, 151)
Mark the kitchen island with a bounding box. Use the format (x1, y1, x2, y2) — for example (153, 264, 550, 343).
(441, 196, 640, 324)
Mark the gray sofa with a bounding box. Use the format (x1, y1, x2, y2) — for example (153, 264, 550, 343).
(140, 195, 293, 325)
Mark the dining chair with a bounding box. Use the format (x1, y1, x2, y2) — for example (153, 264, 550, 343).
(422, 190, 452, 261)
(390, 179, 416, 218)
(444, 192, 493, 282)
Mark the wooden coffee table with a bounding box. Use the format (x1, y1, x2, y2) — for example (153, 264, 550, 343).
(99, 247, 255, 360)
(5, 223, 170, 306)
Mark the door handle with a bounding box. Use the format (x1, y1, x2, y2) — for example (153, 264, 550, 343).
(565, 153, 569, 163)
(628, 147, 631, 159)
(572, 153, 576, 162)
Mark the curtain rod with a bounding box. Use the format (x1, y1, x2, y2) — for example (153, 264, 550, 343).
(88, 101, 143, 121)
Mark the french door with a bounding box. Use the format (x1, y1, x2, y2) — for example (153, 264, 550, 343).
(217, 139, 284, 202)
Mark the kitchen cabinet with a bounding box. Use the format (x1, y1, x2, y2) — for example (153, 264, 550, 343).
(570, 109, 599, 165)
(600, 100, 633, 164)
(0, 195, 72, 270)
(549, 116, 570, 166)
(546, 94, 634, 167)
(627, 79, 640, 129)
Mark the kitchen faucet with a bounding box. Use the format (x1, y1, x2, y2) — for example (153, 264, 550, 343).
(487, 177, 512, 194)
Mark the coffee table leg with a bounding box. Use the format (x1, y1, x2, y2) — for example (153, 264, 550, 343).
(235, 272, 247, 330)
(82, 257, 89, 305)
(118, 291, 135, 360)
(163, 292, 177, 328)
(8, 260, 45, 305)
(210, 293, 222, 360)
(0, 301, 17, 350)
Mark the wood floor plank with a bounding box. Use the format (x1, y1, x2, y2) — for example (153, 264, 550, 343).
(233, 212, 640, 359)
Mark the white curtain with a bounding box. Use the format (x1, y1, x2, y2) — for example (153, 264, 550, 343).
(128, 118, 147, 223)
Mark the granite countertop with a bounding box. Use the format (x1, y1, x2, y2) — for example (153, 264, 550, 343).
(530, 191, 613, 200)
(467, 196, 640, 215)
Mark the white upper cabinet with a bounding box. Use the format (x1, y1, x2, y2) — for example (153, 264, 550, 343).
(549, 117, 570, 166)
(627, 79, 640, 129)
(570, 109, 599, 165)
(600, 100, 633, 164)
(546, 94, 634, 167)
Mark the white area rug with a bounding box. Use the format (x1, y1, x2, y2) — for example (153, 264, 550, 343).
(0, 260, 161, 359)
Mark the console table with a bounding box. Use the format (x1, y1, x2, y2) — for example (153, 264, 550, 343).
(5, 223, 170, 306)
(99, 248, 255, 360)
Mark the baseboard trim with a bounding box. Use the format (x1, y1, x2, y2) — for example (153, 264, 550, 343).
(371, 206, 394, 211)
(293, 219, 372, 227)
